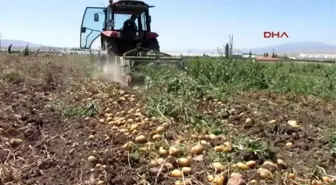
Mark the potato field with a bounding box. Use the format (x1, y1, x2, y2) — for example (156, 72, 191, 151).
(0, 54, 335, 185)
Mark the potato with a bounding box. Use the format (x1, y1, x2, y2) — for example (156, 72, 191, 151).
(285, 142, 293, 148)
(218, 141, 233, 152)
(287, 120, 300, 128)
(214, 146, 226, 152)
(88, 135, 95, 140)
(170, 169, 183, 178)
(249, 179, 257, 184)
(311, 180, 323, 185)
(175, 179, 192, 185)
(262, 161, 278, 172)
(159, 147, 168, 156)
(182, 167, 192, 175)
(245, 117, 253, 123)
(135, 135, 146, 143)
(207, 175, 214, 182)
(212, 175, 225, 185)
(322, 176, 334, 184)
(165, 163, 174, 170)
(276, 159, 287, 169)
(105, 117, 112, 122)
(287, 173, 296, 180)
(149, 160, 158, 167)
(190, 144, 204, 155)
(156, 158, 165, 165)
(169, 146, 181, 157)
(152, 134, 161, 140)
(212, 162, 225, 172)
(122, 141, 134, 150)
(9, 138, 23, 146)
(155, 126, 165, 133)
(209, 134, 218, 140)
(257, 168, 272, 179)
(177, 157, 190, 167)
(246, 160, 256, 168)
(88, 156, 97, 162)
(236, 162, 249, 170)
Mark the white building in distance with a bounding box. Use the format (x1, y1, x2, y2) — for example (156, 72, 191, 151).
(290, 53, 336, 61)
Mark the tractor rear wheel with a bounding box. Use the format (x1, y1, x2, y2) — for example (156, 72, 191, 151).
(99, 39, 132, 86)
(147, 39, 160, 51)
(98, 39, 118, 72)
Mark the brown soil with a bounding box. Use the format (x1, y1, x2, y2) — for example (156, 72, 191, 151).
(0, 55, 142, 185)
(211, 92, 335, 168)
(0, 55, 335, 185)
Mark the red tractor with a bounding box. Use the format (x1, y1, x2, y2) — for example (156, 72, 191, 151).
(80, 0, 183, 86)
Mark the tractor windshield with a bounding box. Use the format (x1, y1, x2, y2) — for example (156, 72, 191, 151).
(114, 13, 139, 30)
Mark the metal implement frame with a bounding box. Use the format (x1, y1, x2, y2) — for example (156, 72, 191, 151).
(122, 45, 183, 63)
(99, 44, 185, 87)
(119, 44, 185, 75)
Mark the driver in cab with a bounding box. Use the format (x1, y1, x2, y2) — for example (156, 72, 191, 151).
(123, 14, 138, 31)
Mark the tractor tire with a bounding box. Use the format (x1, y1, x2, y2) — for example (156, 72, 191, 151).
(147, 39, 160, 52)
(99, 40, 131, 86)
(96, 50, 105, 72)
(98, 40, 117, 72)
(97, 41, 110, 72)
(106, 40, 117, 57)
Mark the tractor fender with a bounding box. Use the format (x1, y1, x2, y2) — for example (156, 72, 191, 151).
(147, 32, 159, 39)
(101, 31, 119, 38)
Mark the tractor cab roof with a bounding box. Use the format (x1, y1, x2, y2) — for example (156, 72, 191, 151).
(110, 0, 154, 14)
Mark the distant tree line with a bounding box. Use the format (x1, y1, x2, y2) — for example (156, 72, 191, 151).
(263, 52, 278, 58)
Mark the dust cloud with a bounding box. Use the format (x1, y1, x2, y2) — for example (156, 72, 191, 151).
(93, 61, 128, 86)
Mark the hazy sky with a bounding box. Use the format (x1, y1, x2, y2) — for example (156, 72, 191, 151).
(0, 0, 335, 50)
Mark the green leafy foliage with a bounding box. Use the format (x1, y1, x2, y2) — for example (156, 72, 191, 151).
(140, 57, 335, 131)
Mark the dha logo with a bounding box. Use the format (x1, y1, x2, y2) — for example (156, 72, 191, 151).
(263, 31, 289, 39)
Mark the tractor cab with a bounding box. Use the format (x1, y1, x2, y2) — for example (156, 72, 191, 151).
(104, 0, 153, 38)
(80, 0, 158, 54)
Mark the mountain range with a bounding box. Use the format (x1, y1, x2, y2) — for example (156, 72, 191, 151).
(1, 39, 335, 54)
(243, 41, 336, 54)
(0, 39, 63, 49)
(171, 42, 336, 55)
